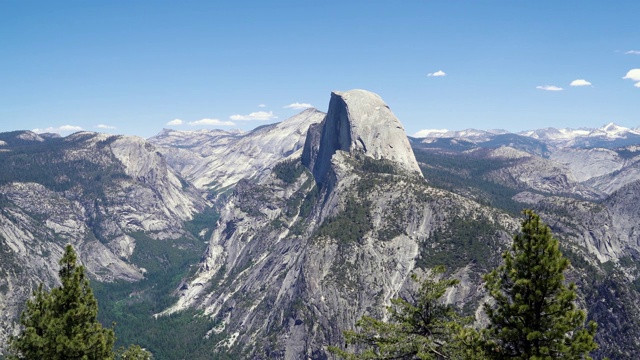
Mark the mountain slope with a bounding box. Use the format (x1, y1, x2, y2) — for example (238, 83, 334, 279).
(159, 90, 640, 359)
(0, 131, 208, 345)
(162, 90, 521, 358)
(149, 109, 326, 192)
(2, 99, 640, 358)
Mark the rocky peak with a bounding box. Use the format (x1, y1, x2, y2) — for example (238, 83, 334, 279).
(302, 89, 422, 185)
(16, 131, 45, 142)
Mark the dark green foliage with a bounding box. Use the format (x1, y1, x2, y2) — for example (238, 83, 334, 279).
(418, 217, 502, 271)
(91, 227, 227, 359)
(373, 193, 411, 241)
(316, 197, 372, 244)
(116, 344, 152, 360)
(183, 206, 220, 239)
(298, 183, 319, 218)
(99, 305, 218, 360)
(8, 245, 116, 360)
(329, 267, 485, 360)
(112, 232, 207, 310)
(273, 159, 305, 184)
(283, 176, 316, 218)
(585, 273, 640, 359)
(483, 210, 598, 359)
(376, 202, 406, 241)
(413, 149, 522, 215)
(359, 156, 397, 174)
(0, 136, 129, 195)
(281, 176, 319, 235)
(235, 182, 272, 217)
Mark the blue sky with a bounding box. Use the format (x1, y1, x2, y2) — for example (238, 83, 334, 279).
(1, 1, 639, 138)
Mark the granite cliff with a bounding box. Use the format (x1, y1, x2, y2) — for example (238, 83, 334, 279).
(2, 91, 640, 358)
(0, 131, 207, 345)
(163, 90, 518, 358)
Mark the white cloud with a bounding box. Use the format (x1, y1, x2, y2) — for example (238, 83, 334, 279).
(623, 69, 640, 81)
(623, 69, 640, 88)
(570, 79, 592, 87)
(625, 50, 640, 55)
(32, 125, 83, 134)
(536, 85, 563, 91)
(166, 119, 184, 126)
(230, 111, 277, 121)
(427, 70, 446, 77)
(283, 102, 313, 110)
(258, 104, 267, 108)
(189, 118, 235, 126)
(96, 124, 116, 129)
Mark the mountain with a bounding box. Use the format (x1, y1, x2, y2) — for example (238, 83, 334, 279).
(148, 108, 325, 192)
(519, 123, 640, 148)
(151, 90, 640, 359)
(0, 131, 209, 345)
(414, 122, 640, 150)
(302, 89, 422, 185)
(411, 142, 640, 357)
(413, 128, 507, 142)
(161, 89, 519, 359)
(413, 122, 640, 200)
(3, 94, 640, 358)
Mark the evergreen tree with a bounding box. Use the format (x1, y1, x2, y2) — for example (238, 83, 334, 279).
(8, 245, 116, 360)
(483, 210, 598, 359)
(116, 344, 153, 360)
(329, 266, 485, 360)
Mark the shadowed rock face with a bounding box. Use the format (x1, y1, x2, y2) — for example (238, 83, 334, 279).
(303, 90, 422, 185)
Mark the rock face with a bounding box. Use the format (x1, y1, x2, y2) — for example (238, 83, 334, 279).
(0, 131, 207, 345)
(549, 148, 624, 183)
(149, 109, 326, 191)
(303, 90, 421, 185)
(484, 147, 605, 200)
(413, 135, 640, 357)
(164, 90, 516, 358)
(413, 123, 640, 199)
(151, 91, 640, 359)
(4, 94, 640, 358)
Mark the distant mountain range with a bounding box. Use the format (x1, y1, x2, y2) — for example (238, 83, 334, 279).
(414, 122, 640, 149)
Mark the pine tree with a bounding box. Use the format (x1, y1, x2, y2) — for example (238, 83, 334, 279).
(8, 245, 116, 360)
(116, 344, 153, 360)
(483, 210, 598, 359)
(329, 266, 485, 360)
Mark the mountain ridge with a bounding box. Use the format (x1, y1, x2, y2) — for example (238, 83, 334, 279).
(148, 108, 325, 192)
(413, 122, 640, 149)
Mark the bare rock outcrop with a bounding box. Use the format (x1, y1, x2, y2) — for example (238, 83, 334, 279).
(303, 89, 422, 185)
